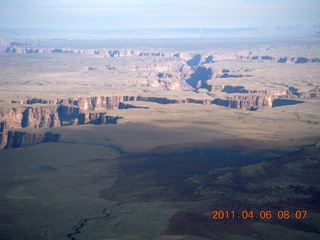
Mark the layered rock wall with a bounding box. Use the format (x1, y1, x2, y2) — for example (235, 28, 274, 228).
(0, 104, 123, 149)
(1, 95, 215, 149)
(213, 95, 273, 111)
(5, 131, 60, 149)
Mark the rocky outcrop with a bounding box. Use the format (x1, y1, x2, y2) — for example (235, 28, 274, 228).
(0, 104, 123, 149)
(22, 106, 60, 128)
(57, 105, 80, 126)
(209, 84, 311, 110)
(105, 57, 192, 91)
(212, 94, 306, 110)
(78, 112, 122, 125)
(13, 95, 214, 108)
(288, 86, 320, 98)
(309, 87, 320, 98)
(5, 131, 60, 149)
(212, 95, 274, 111)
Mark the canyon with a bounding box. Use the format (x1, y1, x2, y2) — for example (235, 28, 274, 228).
(1, 38, 319, 149)
(1, 84, 317, 149)
(0, 34, 320, 240)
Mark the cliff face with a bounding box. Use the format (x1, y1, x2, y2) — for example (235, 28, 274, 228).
(1, 94, 216, 149)
(206, 82, 318, 110)
(212, 95, 273, 111)
(22, 106, 60, 128)
(0, 103, 123, 149)
(5, 131, 60, 149)
(78, 112, 122, 125)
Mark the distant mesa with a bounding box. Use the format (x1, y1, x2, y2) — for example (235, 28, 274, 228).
(4, 46, 320, 66)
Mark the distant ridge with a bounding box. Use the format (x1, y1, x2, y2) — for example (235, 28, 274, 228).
(0, 25, 320, 39)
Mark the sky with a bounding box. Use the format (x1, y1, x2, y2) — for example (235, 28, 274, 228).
(0, 0, 319, 30)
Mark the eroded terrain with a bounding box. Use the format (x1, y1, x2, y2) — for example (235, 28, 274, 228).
(0, 36, 320, 239)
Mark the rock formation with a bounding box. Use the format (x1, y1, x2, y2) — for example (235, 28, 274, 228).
(288, 86, 320, 98)
(2, 44, 319, 149)
(1, 95, 215, 149)
(2, 88, 312, 149)
(212, 95, 274, 111)
(1, 92, 314, 149)
(5, 131, 60, 149)
(0, 101, 124, 149)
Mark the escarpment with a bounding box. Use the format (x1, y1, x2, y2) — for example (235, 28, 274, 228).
(212, 95, 274, 111)
(0, 102, 124, 149)
(1, 90, 310, 150)
(6, 46, 320, 64)
(1, 95, 216, 149)
(5, 131, 60, 149)
(2, 44, 318, 150)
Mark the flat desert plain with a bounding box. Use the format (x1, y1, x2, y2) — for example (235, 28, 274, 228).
(0, 36, 320, 240)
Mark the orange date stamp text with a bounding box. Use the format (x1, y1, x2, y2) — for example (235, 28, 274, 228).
(212, 210, 308, 220)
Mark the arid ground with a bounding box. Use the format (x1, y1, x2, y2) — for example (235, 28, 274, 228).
(0, 36, 320, 240)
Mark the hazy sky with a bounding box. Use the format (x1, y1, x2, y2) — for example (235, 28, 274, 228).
(1, 0, 319, 30)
